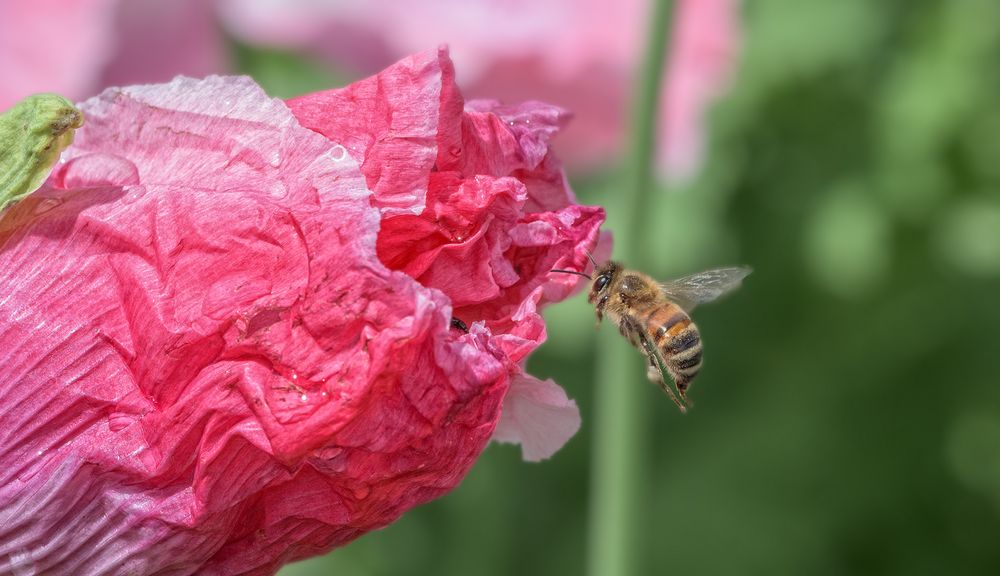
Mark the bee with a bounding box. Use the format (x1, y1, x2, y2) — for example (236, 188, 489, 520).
(553, 259, 750, 412)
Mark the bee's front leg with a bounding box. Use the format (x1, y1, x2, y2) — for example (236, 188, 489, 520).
(617, 315, 643, 350)
(618, 291, 631, 309)
(595, 294, 609, 325)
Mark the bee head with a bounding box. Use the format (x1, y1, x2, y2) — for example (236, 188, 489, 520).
(587, 261, 620, 306)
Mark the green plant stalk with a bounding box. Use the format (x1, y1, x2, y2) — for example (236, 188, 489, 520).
(586, 1, 675, 575)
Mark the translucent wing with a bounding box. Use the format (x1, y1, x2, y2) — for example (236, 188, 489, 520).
(660, 267, 751, 312)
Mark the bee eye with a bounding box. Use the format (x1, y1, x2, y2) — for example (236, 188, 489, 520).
(595, 275, 610, 292)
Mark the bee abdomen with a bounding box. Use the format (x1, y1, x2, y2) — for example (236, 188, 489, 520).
(643, 303, 690, 344)
(663, 324, 703, 397)
(638, 304, 702, 395)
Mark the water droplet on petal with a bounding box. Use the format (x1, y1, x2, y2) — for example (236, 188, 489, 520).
(329, 145, 348, 162)
(120, 186, 147, 205)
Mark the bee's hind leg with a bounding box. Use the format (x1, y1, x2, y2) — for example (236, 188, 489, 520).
(638, 335, 687, 413)
(624, 319, 687, 413)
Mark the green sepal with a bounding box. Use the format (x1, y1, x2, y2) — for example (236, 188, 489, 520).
(0, 94, 84, 211)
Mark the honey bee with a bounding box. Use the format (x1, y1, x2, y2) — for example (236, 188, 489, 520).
(553, 259, 750, 412)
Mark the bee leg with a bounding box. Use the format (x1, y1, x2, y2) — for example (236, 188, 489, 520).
(636, 333, 687, 413)
(645, 361, 663, 384)
(675, 377, 690, 399)
(617, 316, 643, 348)
(450, 317, 469, 333)
(618, 292, 630, 307)
(617, 316, 687, 412)
(595, 294, 609, 325)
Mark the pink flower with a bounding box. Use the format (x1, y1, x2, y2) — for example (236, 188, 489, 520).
(659, 0, 742, 181)
(1, 0, 741, 181)
(0, 0, 224, 110)
(0, 0, 119, 109)
(221, 0, 743, 180)
(0, 49, 601, 574)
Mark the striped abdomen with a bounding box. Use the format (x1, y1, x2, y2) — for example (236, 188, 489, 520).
(641, 302, 703, 397)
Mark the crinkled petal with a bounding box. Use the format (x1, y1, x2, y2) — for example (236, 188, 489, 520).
(378, 173, 527, 307)
(452, 100, 570, 177)
(492, 373, 581, 462)
(288, 48, 606, 464)
(286, 46, 462, 216)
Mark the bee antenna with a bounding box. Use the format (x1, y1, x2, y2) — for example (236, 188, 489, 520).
(585, 250, 598, 268)
(551, 269, 592, 280)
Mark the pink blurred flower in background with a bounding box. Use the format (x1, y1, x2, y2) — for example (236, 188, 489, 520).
(221, 0, 743, 181)
(0, 0, 741, 183)
(0, 49, 601, 573)
(0, 0, 224, 109)
(0, 0, 118, 105)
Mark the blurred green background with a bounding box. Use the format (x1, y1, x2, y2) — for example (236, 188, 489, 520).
(271, 0, 1000, 574)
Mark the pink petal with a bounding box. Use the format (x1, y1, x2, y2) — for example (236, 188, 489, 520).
(493, 373, 581, 462)
(658, 0, 742, 182)
(289, 48, 605, 463)
(287, 47, 461, 216)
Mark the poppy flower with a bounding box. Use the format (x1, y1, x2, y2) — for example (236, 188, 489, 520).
(0, 49, 602, 574)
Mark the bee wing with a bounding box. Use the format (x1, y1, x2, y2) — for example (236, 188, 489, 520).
(659, 266, 752, 312)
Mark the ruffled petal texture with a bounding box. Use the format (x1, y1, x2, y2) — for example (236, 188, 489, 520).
(0, 50, 603, 574)
(288, 47, 604, 460)
(0, 75, 495, 574)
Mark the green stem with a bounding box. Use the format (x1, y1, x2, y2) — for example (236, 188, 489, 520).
(587, 1, 675, 576)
